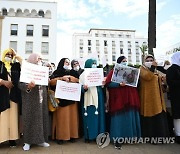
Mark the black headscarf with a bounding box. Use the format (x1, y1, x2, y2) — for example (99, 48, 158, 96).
(50, 58, 70, 79)
(117, 56, 126, 64)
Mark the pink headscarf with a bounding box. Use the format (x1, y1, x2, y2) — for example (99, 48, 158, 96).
(27, 53, 41, 64)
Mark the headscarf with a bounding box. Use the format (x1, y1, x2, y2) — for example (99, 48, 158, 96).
(70, 59, 84, 78)
(85, 59, 96, 68)
(79, 58, 98, 116)
(71, 59, 79, 68)
(27, 53, 41, 64)
(1, 48, 15, 72)
(171, 51, 180, 66)
(145, 54, 154, 61)
(51, 58, 70, 78)
(117, 56, 126, 64)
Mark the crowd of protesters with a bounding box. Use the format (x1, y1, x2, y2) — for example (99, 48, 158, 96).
(0, 48, 180, 151)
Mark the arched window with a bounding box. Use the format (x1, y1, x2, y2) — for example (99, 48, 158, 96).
(38, 10, 44, 17)
(45, 10, 51, 18)
(31, 9, 37, 17)
(16, 9, 23, 17)
(24, 9, 30, 16)
(8, 8, 15, 16)
(2, 8, 7, 15)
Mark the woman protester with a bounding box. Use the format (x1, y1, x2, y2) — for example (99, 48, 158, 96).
(0, 48, 21, 147)
(19, 53, 49, 151)
(79, 59, 105, 142)
(139, 54, 169, 142)
(166, 52, 180, 143)
(70, 59, 84, 137)
(105, 56, 141, 149)
(50, 58, 79, 144)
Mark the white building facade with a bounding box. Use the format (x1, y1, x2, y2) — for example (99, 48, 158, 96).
(73, 28, 147, 65)
(0, 0, 57, 62)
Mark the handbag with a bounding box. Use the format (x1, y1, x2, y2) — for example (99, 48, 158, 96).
(48, 89, 59, 112)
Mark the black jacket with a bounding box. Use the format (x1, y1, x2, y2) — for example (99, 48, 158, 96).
(166, 64, 180, 118)
(0, 61, 10, 112)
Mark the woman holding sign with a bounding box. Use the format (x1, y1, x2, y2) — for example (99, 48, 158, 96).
(49, 58, 79, 144)
(79, 59, 105, 142)
(105, 56, 141, 149)
(19, 53, 49, 151)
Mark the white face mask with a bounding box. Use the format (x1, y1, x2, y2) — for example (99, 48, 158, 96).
(38, 61, 43, 66)
(63, 65, 70, 70)
(92, 64, 97, 68)
(121, 62, 128, 66)
(164, 64, 171, 70)
(73, 66, 80, 71)
(4, 57, 12, 62)
(144, 62, 152, 68)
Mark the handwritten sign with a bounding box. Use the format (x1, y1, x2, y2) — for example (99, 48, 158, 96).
(84, 68, 104, 87)
(55, 80, 81, 101)
(20, 61, 49, 86)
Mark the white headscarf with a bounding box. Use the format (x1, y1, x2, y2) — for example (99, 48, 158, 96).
(171, 52, 180, 66)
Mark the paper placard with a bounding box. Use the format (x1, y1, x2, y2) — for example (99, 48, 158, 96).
(55, 80, 81, 101)
(111, 64, 140, 87)
(20, 61, 49, 86)
(84, 68, 104, 87)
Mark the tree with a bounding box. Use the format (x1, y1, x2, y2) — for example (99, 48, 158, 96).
(140, 44, 148, 63)
(148, 0, 156, 56)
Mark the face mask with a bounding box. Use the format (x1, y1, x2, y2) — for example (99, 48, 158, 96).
(73, 66, 80, 71)
(121, 62, 127, 66)
(144, 62, 152, 68)
(38, 61, 43, 66)
(63, 65, 70, 70)
(49, 68, 53, 76)
(92, 64, 97, 68)
(4, 57, 12, 62)
(164, 65, 171, 70)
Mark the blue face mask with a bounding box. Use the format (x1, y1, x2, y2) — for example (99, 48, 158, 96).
(121, 62, 128, 66)
(92, 64, 97, 68)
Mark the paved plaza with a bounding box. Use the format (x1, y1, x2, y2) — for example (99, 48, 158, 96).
(0, 138, 180, 154)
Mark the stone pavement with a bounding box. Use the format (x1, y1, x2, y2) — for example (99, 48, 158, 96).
(0, 138, 180, 154)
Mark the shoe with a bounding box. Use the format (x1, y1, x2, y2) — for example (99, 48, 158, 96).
(38, 142, 50, 147)
(23, 143, 30, 151)
(9, 140, 16, 148)
(57, 140, 64, 145)
(70, 138, 76, 143)
(175, 136, 180, 144)
(114, 142, 122, 150)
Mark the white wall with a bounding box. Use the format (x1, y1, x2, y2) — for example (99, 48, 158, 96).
(0, 0, 57, 63)
(73, 29, 147, 65)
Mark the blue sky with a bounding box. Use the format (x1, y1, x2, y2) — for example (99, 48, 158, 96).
(34, 0, 180, 60)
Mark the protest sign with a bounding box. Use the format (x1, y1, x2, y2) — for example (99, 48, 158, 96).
(20, 61, 49, 86)
(84, 68, 104, 87)
(111, 63, 140, 87)
(55, 80, 81, 101)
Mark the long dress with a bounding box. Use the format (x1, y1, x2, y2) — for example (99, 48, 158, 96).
(139, 66, 169, 138)
(0, 61, 19, 143)
(166, 64, 180, 119)
(19, 83, 49, 144)
(106, 70, 141, 140)
(80, 73, 105, 140)
(50, 68, 79, 141)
